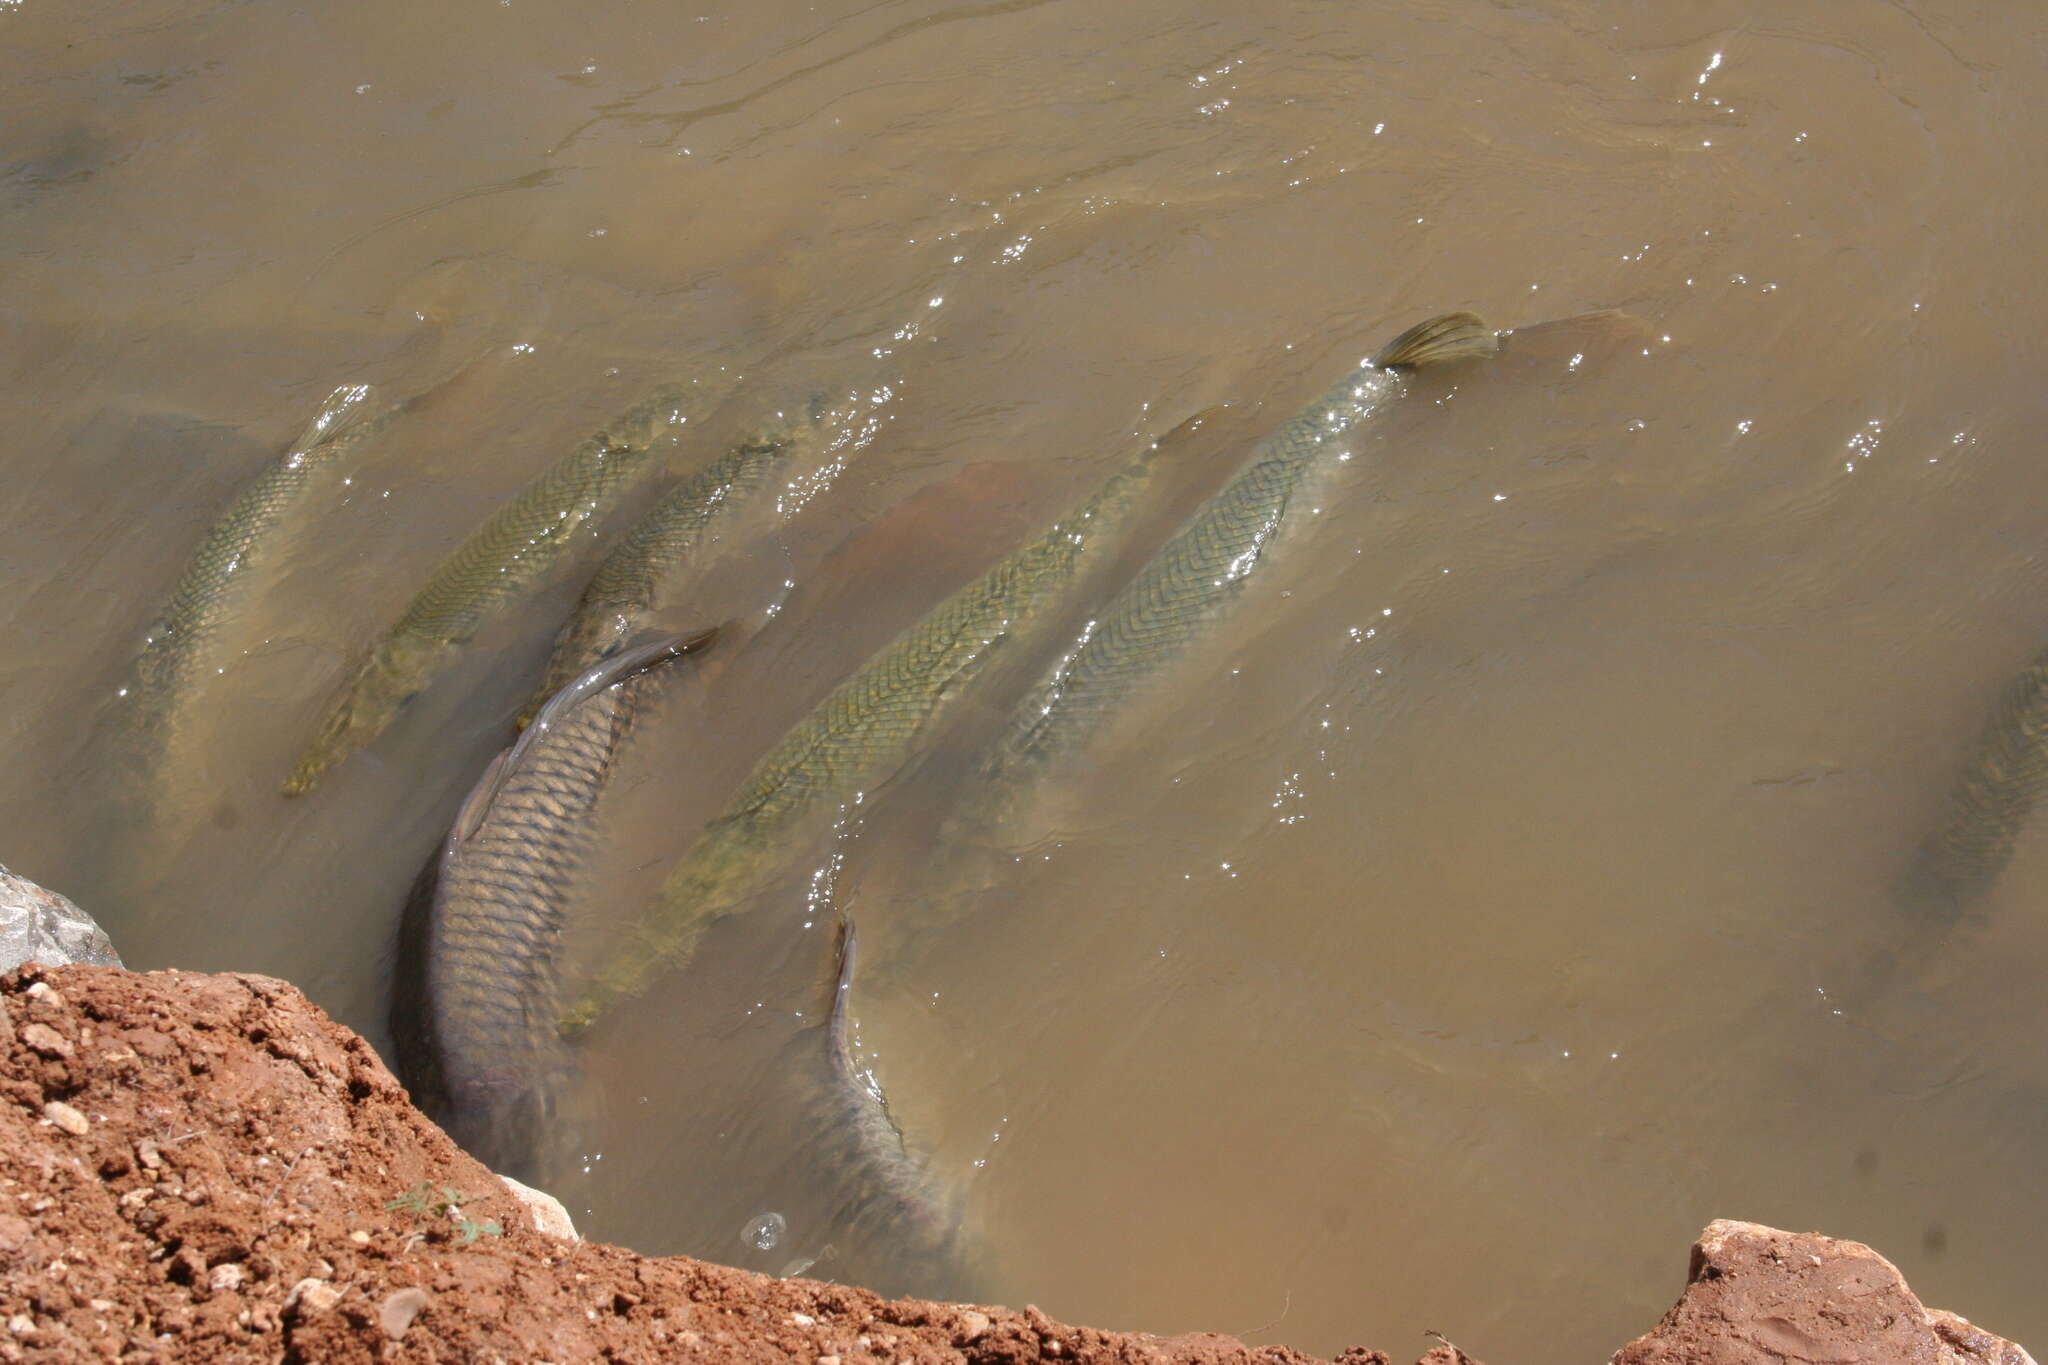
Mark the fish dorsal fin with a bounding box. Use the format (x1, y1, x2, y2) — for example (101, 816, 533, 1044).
(1370, 311, 1498, 370)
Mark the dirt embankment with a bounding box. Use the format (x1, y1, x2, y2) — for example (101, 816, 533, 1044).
(0, 963, 2034, 1365)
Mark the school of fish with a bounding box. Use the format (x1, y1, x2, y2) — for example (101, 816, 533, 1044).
(99, 302, 2035, 1301)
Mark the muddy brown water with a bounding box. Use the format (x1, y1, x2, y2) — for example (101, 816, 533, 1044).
(5, 0, 2047, 1356)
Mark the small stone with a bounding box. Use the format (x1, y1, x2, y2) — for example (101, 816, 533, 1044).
(792, 1312, 816, 1327)
(135, 1141, 162, 1171)
(24, 983, 62, 1008)
(4, 1317, 29, 1337)
(820, 1356, 842, 1365)
(498, 1173, 578, 1239)
(379, 1287, 429, 1340)
(347, 1230, 370, 1245)
(118, 1188, 151, 1208)
(285, 1280, 342, 1316)
(19, 1023, 71, 1058)
(87, 1301, 114, 1314)
(957, 1310, 993, 1342)
(43, 1102, 88, 1136)
(209, 1263, 245, 1293)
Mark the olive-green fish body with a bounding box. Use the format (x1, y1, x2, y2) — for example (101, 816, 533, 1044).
(994, 312, 1497, 776)
(1897, 645, 2048, 920)
(530, 401, 829, 716)
(562, 418, 1207, 1032)
(287, 377, 737, 793)
(131, 384, 386, 710)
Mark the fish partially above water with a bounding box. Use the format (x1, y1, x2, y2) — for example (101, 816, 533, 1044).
(286, 373, 741, 794)
(391, 627, 718, 1178)
(794, 915, 971, 1298)
(559, 406, 1227, 1033)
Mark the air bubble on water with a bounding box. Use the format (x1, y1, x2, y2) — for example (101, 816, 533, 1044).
(741, 1211, 787, 1253)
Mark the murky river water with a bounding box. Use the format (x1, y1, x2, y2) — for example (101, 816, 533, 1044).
(6, 0, 2047, 1357)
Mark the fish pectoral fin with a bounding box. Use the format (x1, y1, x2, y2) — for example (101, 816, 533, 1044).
(1370, 311, 1499, 369)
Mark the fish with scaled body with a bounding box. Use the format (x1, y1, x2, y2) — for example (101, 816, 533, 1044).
(798, 915, 975, 1298)
(127, 383, 391, 717)
(558, 405, 1227, 1033)
(979, 312, 1497, 799)
(1896, 642, 2048, 922)
(286, 374, 740, 794)
(390, 628, 718, 1178)
(524, 397, 834, 723)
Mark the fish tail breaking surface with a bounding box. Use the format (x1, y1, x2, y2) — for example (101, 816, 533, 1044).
(807, 914, 970, 1295)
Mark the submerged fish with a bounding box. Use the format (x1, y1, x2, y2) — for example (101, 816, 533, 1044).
(285, 375, 739, 794)
(129, 383, 389, 711)
(798, 916, 971, 1297)
(1896, 643, 2048, 921)
(991, 312, 1496, 778)
(525, 400, 830, 721)
(559, 407, 1225, 1033)
(390, 628, 718, 1177)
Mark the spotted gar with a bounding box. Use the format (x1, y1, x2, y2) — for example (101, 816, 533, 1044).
(286, 374, 740, 794)
(390, 628, 718, 1177)
(989, 312, 1497, 778)
(559, 407, 1225, 1033)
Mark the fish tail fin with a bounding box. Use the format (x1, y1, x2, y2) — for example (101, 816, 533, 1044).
(1370, 312, 1498, 370)
(1136, 403, 1231, 459)
(292, 383, 380, 452)
(829, 915, 857, 1045)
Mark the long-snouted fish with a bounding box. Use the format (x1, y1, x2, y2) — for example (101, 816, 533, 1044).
(559, 407, 1225, 1034)
(390, 627, 719, 1179)
(802, 916, 972, 1298)
(992, 311, 1496, 777)
(129, 383, 390, 711)
(285, 375, 738, 794)
(1895, 644, 2048, 922)
(524, 400, 830, 723)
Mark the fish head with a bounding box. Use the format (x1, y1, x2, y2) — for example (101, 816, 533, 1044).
(737, 384, 846, 464)
(602, 382, 711, 450)
(557, 610, 636, 682)
(282, 638, 440, 794)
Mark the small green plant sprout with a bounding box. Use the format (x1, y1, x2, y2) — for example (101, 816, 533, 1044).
(385, 1181, 503, 1246)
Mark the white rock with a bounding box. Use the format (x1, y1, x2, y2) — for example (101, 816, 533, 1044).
(498, 1172, 578, 1240)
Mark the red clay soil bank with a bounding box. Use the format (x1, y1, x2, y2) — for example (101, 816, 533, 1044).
(0, 964, 2034, 1365)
